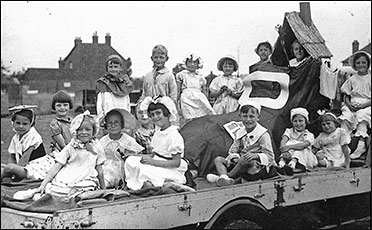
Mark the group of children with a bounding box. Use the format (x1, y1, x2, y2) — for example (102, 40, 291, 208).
(1, 41, 370, 200)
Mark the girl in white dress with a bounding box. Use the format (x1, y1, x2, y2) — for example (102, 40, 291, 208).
(338, 51, 371, 159)
(209, 55, 244, 114)
(313, 112, 351, 169)
(99, 109, 144, 189)
(176, 53, 215, 123)
(124, 96, 188, 190)
(278, 108, 317, 174)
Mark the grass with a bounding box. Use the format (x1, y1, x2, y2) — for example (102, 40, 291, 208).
(1, 114, 54, 164)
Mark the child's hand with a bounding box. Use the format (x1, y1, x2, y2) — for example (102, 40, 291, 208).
(140, 155, 153, 165)
(280, 146, 291, 153)
(85, 143, 96, 155)
(316, 150, 325, 160)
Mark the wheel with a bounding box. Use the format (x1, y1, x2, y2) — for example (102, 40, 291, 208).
(224, 219, 263, 229)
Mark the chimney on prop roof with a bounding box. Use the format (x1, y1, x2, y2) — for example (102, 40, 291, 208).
(105, 33, 111, 46)
(352, 40, 359, 54)
(92, 31, 98, 44)
(74, 37, 82, 46)
(299, 2, 312, 26)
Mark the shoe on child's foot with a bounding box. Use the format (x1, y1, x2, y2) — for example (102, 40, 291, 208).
(13, 188, 38, 200)
(278, 160, 285, 168)
(206, 174, 219, 183)
(288, 161, 296, 169)
(216, 175, 234, 187)
(350, 141, 366, 159)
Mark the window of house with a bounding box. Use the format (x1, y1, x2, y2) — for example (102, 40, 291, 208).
(69, 61, 73, 69)
(64, 82, 71, 88)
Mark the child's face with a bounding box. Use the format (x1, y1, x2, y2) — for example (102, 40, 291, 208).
(12, 114, 32, 136)
(55, 102, 70, 117)
(257, 45, 271, 61)
(292, 114, 307, 132)
(186, 59, 198, 73)
(149, 108, 169, 129)
(222, 61, 235, 76)
(355, 56, 369, 75)
(106, 114, 122, 135)
(239, 109, 260, 132)
(107, 62, 123, 77)
(136, 108, 150, 125)
(76, 120, 94, 143)
(292, 42, 306, 61)
(321, 120, 336, 134)
(151, 53, 168, 69)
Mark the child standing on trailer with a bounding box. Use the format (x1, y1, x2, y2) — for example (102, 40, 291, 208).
(1, 105, 46, 182)
(209, 55, 244, 114)
(31, 111, 106, 198)
(249, 41, 273, 74)
(338, 51, 371, 159)
(312, 112, 351, 169)
(134, 101, 156, 155)
(141, 45, 178, 105)
(176, 53, 215, 124)
(206, 101, 277, 186)
(96, 54, 134, 122)
(99, 109, 144, 189)
(124, 96, 188, 190)
(277, 107, 317, 175)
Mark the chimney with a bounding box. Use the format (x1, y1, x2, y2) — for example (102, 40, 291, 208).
(299, 2, 312, 26)
(74, 37, 82, 46)
(352, 40, 359, 54)
(105, 33, 111, 46)
(92, 31, 98, 44)
(58, 57, 63, 69)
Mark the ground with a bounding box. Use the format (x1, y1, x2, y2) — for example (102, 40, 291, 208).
(1, 114, 54, 164)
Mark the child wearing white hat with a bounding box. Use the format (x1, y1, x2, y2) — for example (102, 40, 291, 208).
(209, 55, 244, 114)
(277, 107, 317, 175)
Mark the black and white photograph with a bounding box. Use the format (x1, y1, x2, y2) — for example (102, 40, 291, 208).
(1, 1, 370, 229)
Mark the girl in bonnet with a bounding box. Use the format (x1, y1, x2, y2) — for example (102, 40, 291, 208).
(338, 51, 371, 159)
(176, 53, 216, 124)
(209, 55, 244, 114)
(278, 107, 317, 175)
(30, 111, 106, 199)
(124, 96, 189, 190)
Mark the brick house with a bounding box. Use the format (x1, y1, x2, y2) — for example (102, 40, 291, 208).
(21, 32, 131, 114)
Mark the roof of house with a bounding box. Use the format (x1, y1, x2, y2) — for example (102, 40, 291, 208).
(271, 11, 332, 66)
(341, 43, 371, 65)
(285, 11, 333, 59)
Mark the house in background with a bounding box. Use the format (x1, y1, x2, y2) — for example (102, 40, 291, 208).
(341, 40, 371, 67)
(21, 32, 132, 114)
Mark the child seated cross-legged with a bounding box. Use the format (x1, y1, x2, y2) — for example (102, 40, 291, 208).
(124, 96, 190, 190)
(206, 101, 277, 186)
(99, 109, 144, 189)
(14, 111, 107, 200)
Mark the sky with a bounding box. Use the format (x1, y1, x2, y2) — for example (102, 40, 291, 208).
(1, 1, 371, 78)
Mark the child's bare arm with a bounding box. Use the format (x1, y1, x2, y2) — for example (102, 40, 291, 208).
(36, 162, 63, 194)
(52, 134, 66, 150)
(18, 146, 35, 166)
(140, 153, 182, 168)
(95, 164, 106, 190)
(342, 144, 350, 169)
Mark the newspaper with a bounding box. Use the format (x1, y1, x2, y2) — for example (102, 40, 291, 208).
(223, 121, 245, 139)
